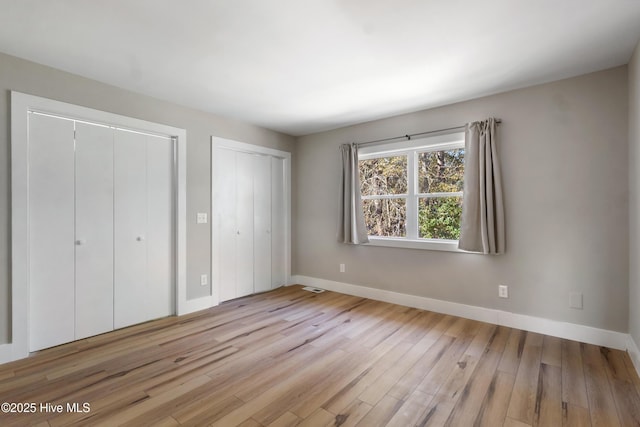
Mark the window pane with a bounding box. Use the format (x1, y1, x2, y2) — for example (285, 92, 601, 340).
(418, 148, 464, 193)
(359, 156, 407, 196)
(363, 198, 406, 237)
(418, 196, 462, 240)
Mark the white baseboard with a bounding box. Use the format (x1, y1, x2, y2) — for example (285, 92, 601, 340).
(0, 295, 218, 366)
(291, 275, 629, 351)
(178, 295, 217, 315)
(627, 335, 640, 376)
(0, 343, 11, 364)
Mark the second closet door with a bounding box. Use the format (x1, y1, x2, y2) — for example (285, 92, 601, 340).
(253, 154, 272, 293)
(114, 130, 147, 329)
(75, 123, 114, 339)
(270, 157, 287, 289)
(146, 135, 174, 320)
(214, 148, 284, 302)
(114, 130, 173, 329)
(235, 151, 255, 298)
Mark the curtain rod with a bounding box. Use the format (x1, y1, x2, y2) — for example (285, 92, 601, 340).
(355, 119, 502, 147)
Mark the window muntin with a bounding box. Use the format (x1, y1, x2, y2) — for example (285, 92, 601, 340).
(358, 133, 464, 246)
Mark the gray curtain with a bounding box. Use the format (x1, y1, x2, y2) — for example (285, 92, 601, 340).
(458, 118, 505, 254)
(338, 143, 369, 244)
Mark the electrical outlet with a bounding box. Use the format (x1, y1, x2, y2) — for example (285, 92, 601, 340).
(498, 285, 509, 298)
(339, 263, 345, 273)
(570, 292, 583, 309)
(200, 274, 208, 286)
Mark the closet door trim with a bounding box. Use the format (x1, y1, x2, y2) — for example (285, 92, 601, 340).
(9, 91, 188, 362)
(211, 137, 292, 306)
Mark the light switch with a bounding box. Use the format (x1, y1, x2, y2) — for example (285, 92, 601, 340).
(197, 213, 208, 224)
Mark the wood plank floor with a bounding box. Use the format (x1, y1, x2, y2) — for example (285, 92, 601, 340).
(1, 285, 639, 426)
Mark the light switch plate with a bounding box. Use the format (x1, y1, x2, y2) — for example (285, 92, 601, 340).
(200, 274, 208, 286)
(196, 213, 208, 224)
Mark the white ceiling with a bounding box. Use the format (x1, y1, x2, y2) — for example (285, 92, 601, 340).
(1, 1, 639, 136)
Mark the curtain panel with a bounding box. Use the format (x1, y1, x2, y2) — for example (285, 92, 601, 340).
(337, 143, 369, 244)
(458, 118, 505, 254)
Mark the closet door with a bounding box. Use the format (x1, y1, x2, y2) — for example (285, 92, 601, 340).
(146, 135, 174, 319)
(271, 157, 287, 288)
(75, 122, 114, 339)
(216, 148, 238, 302)
(114, 131, 174, 328)
(235, 151, 255, 298)
(253, 154, 272, 293)
(114, 130, 148, 329)
(28, 113, 76, 351)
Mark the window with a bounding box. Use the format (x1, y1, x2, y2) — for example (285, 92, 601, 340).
(360, 155, 408, 237)
(358, 132, 464, 251)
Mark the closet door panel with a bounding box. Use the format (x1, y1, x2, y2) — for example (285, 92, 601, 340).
(75, 123, 114, 339)
(235, 151, 254, 298)
(114, 130, 148, 329)
(253, 155, 272, 293)
(146, 136, 174, 319)
(28, 114, 76, 351)
(271, 157, 287, 288)
(216, 148, 237, 302)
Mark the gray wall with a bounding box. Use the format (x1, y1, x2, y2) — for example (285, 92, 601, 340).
(0, 52, 296, 344)
(630, 41, 640, 344)
(294, 67, 629, 332)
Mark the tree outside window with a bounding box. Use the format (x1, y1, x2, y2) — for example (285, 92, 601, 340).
(358, 138, 464, 242)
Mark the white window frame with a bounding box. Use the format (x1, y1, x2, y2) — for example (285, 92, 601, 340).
(358, 131, 465, 252)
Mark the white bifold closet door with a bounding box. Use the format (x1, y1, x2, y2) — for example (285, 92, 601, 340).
(28, 114, 174, 352)
(270, 157, 287, 289)
(214, 148, 286, 302)
(253, 154, 272, 293)
(216, 149, 257, 300)
(216, 147, 238, 302)
(114, 130, 173, 329)
(30, 117, 118, 349)
(235, 151, 255, 298)
(75, 122, 114, 340)
(28, 113, 76, 351)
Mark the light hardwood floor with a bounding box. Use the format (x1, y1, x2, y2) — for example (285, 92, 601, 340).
(1, 285, 639, 426)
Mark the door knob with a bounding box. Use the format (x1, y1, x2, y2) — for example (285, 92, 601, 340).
(75, 239, 85, 246)
(136, 236, 145, 241)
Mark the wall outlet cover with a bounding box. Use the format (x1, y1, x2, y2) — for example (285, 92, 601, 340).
(498, 285, 509, 298)
(570, 292, 583, 309)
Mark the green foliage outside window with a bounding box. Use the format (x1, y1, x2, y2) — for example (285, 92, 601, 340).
(418, 197, 462, 240)
(418, 148, 464, 240)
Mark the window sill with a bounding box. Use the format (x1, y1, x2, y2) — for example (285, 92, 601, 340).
(364, 237, 465, 252)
